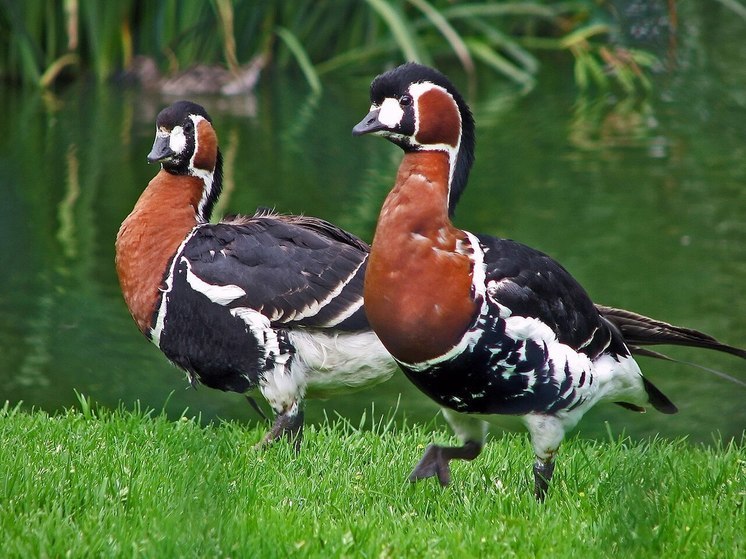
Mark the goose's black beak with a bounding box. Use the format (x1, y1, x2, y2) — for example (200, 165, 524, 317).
(147, 134, 175, 163)
(352, 109, 385, 136)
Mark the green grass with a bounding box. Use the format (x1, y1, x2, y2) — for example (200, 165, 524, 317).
(1, 400, 744, 558)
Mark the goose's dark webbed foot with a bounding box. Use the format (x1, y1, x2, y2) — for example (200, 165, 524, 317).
(408, 440, 482, 486)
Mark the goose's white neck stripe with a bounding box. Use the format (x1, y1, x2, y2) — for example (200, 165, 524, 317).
(409, 82, 461, 209)
(150, 224, 206, 346)
(188, 114, 215, 222)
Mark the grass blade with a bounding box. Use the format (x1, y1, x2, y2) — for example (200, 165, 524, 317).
(713, 0, 746, 21)
(275, 26, 322, 93)
(463, 17, 539, 75)
(559, 23, 610, 49)
(213, 0, 239, 72)
(365, 0, 424, 62)
(466, 38, 535, 92)
(39, 53, 79, 88)
(408, 0, 474, 76)
(442, 2, 570, 20)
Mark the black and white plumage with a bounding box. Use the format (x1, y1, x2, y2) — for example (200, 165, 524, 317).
(353, 63, 746, 499)
(116, 100, 396, 447)
(401, 236, 671, 417)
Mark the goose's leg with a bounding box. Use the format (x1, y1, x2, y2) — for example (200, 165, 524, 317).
(409, 409, 488, 486)
(257, 401, 304, 452)
(524, 414, 566, 501)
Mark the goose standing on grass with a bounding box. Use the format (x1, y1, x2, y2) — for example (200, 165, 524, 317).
(116, 100, 397, 448)
(352, 63, 746, 500)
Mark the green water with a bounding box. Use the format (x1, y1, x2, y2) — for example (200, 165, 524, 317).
(1, 20, 745, 443)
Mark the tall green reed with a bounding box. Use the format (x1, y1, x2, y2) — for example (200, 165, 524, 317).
(0, 1, 681, 94)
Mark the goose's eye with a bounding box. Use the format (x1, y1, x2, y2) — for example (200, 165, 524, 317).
(399, 95, 412, 107)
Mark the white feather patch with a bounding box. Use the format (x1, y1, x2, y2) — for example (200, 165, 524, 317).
(150, 226, 205, 347)
(184, 259, 246, 304)
(522, 414, 567, 459)
(229, 306, 274, 350)
(378, 98, 404, 127)
(187, 114, 216, 219)
(288, 329, 397, 398)
(319, 297, 364, 328)
(280, 255, 367, 323)
(169, 125, 186, 154)
(230, 306, 298, 413)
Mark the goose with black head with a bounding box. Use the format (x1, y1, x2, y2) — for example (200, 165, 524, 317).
(116, 100, 398, 449)
(353, 63, 746, 500)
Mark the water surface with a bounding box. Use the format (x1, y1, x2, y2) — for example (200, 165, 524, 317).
(1, 15, 745, 443)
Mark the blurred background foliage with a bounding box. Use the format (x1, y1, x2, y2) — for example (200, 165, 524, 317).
(0, 0, 699, 95)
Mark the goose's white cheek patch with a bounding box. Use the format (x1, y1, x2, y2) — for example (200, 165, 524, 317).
(169, 125, 187, 154)
(378, 98, 404, 127)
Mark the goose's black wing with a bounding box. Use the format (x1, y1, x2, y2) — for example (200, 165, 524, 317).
(180, 210, 370, 331)
(477, 235, 624, 359)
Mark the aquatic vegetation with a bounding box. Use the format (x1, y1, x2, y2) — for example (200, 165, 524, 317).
(0, 0, 678, 94)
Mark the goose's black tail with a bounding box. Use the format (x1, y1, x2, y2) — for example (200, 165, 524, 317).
(597, 304, 746, 388)
(597, 305, 746, 358)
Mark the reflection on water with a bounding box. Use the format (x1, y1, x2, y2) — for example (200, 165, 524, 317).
(1, 8, 745, 444)
(569, 97, 661, 153)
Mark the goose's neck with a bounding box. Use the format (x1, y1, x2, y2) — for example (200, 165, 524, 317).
(364, 149, 477, 364)
(115, 170, 208, 334)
